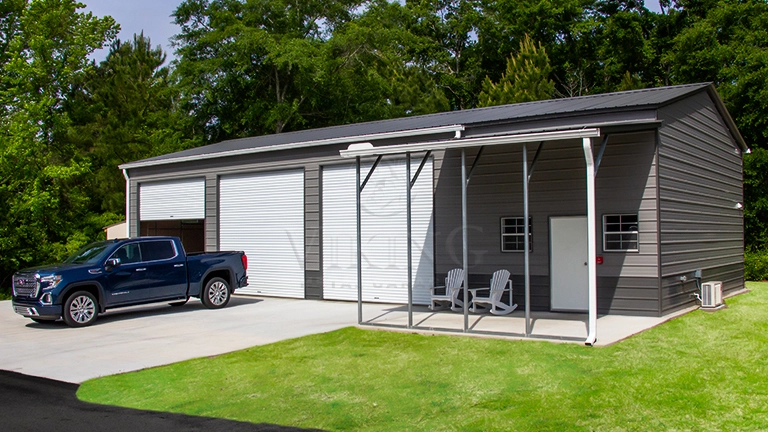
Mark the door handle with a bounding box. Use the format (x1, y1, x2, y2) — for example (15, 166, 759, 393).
(174, 264, 184, 268)
(584, 262, 588, 266)
(136, 268, 147, 272)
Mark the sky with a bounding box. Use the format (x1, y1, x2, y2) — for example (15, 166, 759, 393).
(82, 0, 665, 64)
(83, 0, 183, 64)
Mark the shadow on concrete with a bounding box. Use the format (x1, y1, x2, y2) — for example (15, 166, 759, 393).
(0, 370, 321, 432)
(23, 296, 264, 329)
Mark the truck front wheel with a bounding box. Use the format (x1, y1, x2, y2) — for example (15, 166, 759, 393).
(202, 277, 230, 309)
(63, 291, 98, 327)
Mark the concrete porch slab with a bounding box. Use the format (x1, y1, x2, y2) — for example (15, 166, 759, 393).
(359, 303, 697, 346)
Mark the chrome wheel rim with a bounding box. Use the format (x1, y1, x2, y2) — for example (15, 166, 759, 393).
(70, 295, 95, 323)
(208, 281, 228, 306)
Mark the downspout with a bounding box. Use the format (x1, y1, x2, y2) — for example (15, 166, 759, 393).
(122, 169, 130, 238)
(582, 138, 598, 346)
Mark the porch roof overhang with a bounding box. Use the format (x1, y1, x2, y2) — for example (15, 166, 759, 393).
(345, 123, 617, 345)
(339, 128, 602, 158)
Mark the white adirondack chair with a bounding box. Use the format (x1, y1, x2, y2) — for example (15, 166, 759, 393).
(429, 268, 465, 312)
(468, 269, 517, 315)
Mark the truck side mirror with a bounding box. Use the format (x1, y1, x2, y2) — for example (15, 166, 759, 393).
(105, 257, 120, 271)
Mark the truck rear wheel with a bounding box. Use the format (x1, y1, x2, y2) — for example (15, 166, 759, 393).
(63, 291, 98, 327)
(202, 277, 230, 309)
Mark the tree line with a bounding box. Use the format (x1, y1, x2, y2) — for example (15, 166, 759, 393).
(2, 0, 767, 288)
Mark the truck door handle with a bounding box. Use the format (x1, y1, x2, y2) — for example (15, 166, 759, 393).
(135, 268, 147, 272)
(174, 264, 184, 268)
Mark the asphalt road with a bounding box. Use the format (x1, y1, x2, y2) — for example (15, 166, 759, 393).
(0, 370, 321, 432)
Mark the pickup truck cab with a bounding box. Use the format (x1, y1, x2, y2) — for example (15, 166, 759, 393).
(11, 236, 248, 327)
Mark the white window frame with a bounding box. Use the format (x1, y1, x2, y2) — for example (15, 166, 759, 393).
(602, 214, 639, 252)
(500, 216, 533, 253)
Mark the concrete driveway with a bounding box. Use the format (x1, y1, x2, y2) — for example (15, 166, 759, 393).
(0, 296, 361, 383)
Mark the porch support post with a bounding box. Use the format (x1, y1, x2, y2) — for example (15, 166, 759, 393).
(523, 143, 531, 336)
(582, 138, 598, 346)
(406, 152, 413, 328)
(356, 156, 363, 325)
(461, 148, 469, 332)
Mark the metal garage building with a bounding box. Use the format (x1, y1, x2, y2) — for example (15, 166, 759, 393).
(120, 83, 747, 327)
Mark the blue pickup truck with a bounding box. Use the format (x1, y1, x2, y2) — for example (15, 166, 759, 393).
(11, 236, 248, 327)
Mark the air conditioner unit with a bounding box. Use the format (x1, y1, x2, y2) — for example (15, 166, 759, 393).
(700, 281, 723, 308)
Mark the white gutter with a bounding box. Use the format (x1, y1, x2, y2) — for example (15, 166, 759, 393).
(122, 169, 130, 238)
(339, 128, 601, 158)
(583, 137, 598, 346)
(120, 124, 465, 169)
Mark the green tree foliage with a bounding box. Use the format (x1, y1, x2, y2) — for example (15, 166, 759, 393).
(171, 0, 451, 142)
(477, 0, 595, 96)
(744, 148, 768, 250)
(0, 0, 118, 286)
(399, 0, 483, 110)
(172, 0, 358, 140)
(478, 35, 555, 107)
(69, 33, 194, 215)
(662, 0, 768, 249)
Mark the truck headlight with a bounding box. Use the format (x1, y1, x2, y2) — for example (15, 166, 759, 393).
(39, 275, 62, 290)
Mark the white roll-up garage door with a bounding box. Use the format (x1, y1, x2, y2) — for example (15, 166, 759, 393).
(322, 158, 434, 304)
(219, 169, 305, 298)
(140, 178, 205, 220)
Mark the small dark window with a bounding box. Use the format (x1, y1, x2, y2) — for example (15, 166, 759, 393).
(501, 217, 533, 252)
(140, 240, 177, 261)
(603, 214, 639, 251)
(114, 243, 141, 264)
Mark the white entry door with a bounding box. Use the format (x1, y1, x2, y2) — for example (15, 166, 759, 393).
(550, 216, 589, 311)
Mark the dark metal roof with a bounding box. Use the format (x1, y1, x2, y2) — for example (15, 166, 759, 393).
(122, 82, 742, 169)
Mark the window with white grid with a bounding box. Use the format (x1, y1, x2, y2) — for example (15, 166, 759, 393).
(501, 217, 532, 252)
(603, 214, 639, 252)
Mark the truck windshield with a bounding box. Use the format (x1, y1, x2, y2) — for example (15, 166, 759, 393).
(64, 241, 112, 264)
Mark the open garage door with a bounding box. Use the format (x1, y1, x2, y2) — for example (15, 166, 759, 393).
(219, 169, 305, 298)
(322, 158, 434, 304)
(139, 178, 206, 252)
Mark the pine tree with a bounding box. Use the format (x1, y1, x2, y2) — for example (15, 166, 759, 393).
(478, 35, 555, 107)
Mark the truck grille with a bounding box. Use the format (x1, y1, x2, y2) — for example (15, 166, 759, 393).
(13, 306, 39, 316)
(12, 273, 39, 298)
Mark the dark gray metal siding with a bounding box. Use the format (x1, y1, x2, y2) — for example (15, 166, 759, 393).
(434, 131, 660, 315)
(205, 174, 217, 252)
(129, 179, 139, 237)
(657, 91, 745, 314)
(305, 164, 322, 299)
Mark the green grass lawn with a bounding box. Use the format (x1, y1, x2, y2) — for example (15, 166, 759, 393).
(78, 282, 768, 431)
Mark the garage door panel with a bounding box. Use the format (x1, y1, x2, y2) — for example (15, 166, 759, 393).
(322, 159, 434, 304)
(220, 170, 305, 298)
(140, 178, 205, 221)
